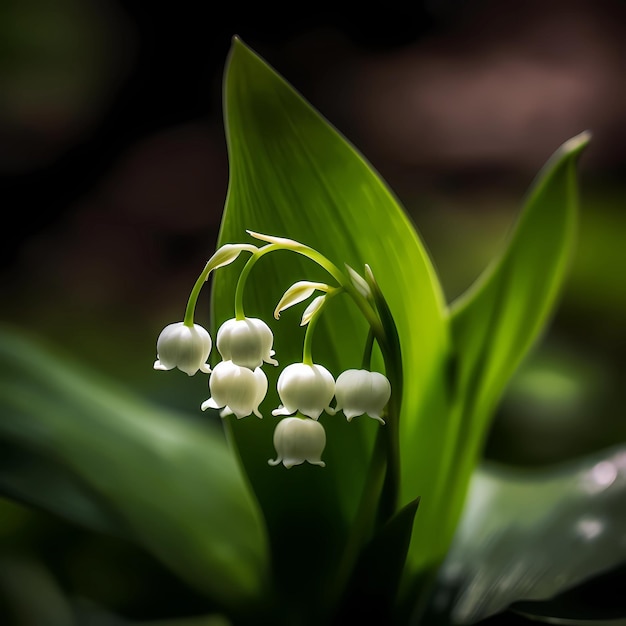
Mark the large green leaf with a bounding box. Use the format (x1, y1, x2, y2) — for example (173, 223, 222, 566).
(450, 130, 588, 420)
(397, 134, 590, 617)
(211, 37, 450, 614)
(0, 326, 270, 614)
(432, 133, 590, 552)
(424, 445, 626, 624)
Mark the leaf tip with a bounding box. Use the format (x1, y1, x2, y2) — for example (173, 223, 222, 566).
(559, 130, 592, 159)
(230, 34, 246, 48)
(227, 35, 255, 67)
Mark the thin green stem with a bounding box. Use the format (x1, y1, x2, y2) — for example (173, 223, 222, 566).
(301, 289, 341, 365)
(302, 315, 318, 366)
(325, 302, 401, 621)
(183, 262, 215, 326)
(364, 267, 404, 523)
(378, 373, 402, 524)
(237, 235, 387, 351)
(234, 244, 282, 320)
(360, 328, 375, 370)
(183, 243, 258, 325)
(289, 243, 385, 348)
(325, 431, 387, 615)
(301, 312, 319, 366)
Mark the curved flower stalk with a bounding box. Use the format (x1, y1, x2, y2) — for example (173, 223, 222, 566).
(268, 416, 327, 468)
(155, 231, 399, 491)
(153, 243, 259, 377)
(201, 360, 267, 419)
(216, 317, 278, 369)
(153, 322, 212, 375)
(245, 230, 386, 343)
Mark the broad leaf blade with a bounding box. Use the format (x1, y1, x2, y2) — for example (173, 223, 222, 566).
(213, 37, 450, 610)
(0, 326, 270, 611)
(429, 446, 626, 624)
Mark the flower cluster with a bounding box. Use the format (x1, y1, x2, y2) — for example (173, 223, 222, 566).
(154, 233, 393, 469)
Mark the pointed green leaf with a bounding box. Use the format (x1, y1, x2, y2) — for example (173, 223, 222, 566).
(420, 133, 591, 566)
(0, 326, 270, 612)
(428, 446, 626, 624)
(212, 37, 450, 608)
(333, 497, 421, 624)
(450, 131, 589, 438)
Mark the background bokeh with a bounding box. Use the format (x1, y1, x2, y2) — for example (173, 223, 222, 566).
(1, 0, 625, 623)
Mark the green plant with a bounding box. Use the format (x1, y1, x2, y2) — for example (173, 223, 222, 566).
(2, 37, 625, 626)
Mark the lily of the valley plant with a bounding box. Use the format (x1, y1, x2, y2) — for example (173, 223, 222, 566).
(148, 36, 604, 625)
(3, 37, 625, 626)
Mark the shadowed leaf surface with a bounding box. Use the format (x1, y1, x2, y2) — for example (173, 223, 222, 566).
(0, 325, 270, 613)
(426, 446, 626, 624)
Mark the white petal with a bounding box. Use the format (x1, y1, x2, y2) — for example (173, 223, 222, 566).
(153, 359, 172, 371)
(216, 317, 277, 369)
(335, 369, 390, 423)
(272, 405, 294, 417)
(269, 417, 326, 468)
(155, 322, 212, 376)
(249, 318, 278, 366)
(201, 397, 220, 411)
(206, 360, 268, 419)
(276, 363, 335, 420)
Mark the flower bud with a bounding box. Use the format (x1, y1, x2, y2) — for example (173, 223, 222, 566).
(203, 243, 257, 276)
(201, 360, 267, 419)
(154, 322, 212, 376)
(345, 264, 372, 300)
(268, 417, 326, 468)
(273, 281, 330, 319)
(272, 363, 335, 420)
(300, 295, 325, 326)
(334, 369, 391, 424)
(246, 230, 300, 247)
(216, 317, 278, 370)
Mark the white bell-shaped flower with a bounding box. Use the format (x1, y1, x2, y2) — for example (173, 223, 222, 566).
(334, 369, 391, 424)
(154, 322, 212, 376)
(272, 363, 335, 420)
(268, 417, 326, 468)
(216, 317, 278, 370)
(201, 360, 267, 419)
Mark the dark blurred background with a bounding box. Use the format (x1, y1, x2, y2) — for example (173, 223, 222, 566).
(1, 0, 625, 623)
